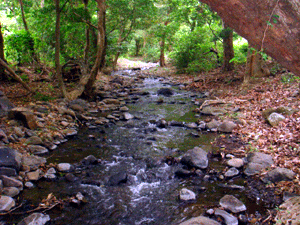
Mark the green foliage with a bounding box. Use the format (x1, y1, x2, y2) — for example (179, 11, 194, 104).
(142, 43, 160, 62)
(33, 92, 54, 101)
(170, 26, 220, 73)
(5, 30, 35, 64)
(229, 40, 248, 64)
(281, 73, 300, 83)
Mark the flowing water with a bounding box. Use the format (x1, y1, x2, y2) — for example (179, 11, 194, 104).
(16, 70, 269, 224)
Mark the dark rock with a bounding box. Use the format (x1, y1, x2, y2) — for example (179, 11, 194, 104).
(81, 155, 98, 165)
(157, 88, 174, 97)
(17, 213, 50, 225)
(215, 208, 238, 225)
(169, 121, 184, 127)
(108, 171, 128, 186)
(181, 147, 208, 169)
(65, 173, 77, 182)
(219, 195, 246, 213)
(262, 167, 296, 183)
(1, 175, 23, 189)
(0, 147, 21, 171)
(0, 167, 17, 176)
(2, 187, 20, 197)
(156, 119, 168, 128)
(0, 129, 8, 143)
(175, 169, 194, 178)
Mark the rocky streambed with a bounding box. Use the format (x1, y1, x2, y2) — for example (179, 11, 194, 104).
(0, 68, 298, 224)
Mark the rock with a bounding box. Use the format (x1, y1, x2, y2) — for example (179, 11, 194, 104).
(0, 195, 15, 212)
(262, 106, 298, 119)
(218, 120, 237, 133)
(179, 216, 221, 225)
(179, 188, 196, 201)
(276, 196, 300, 225)
(206, 119, 221, 130)
(27, 145, 48, 155)
(244, 152, 273, 176)
(156, 119, 168, 128)
(57, 107, 76, 117)
(224, 167, 239, 178)
(69, 104, 84, 113)
(123, 112, 134, 120)
(81, 155, 98, 165)
(219, 195, 246, 213)
(0, 147, 22, 171)
(262, 167, 296, 183)
(0, 129, 8, 143)
(108, 171, 127, 186)
(227, 158, 244, 168)
(14, 127, 24, 137)
(215, 209, 238, 225)
(64, 129, 78, 137)
(8, 107, 38, 129)
(120, 106, 129, 112)
(18, 213, 50, 225)
(1, 175, 23, 190)
(0, 92, 15, 117)
(25, 182, 35, 188)
(267, 112, 286, 126)
(27, 170, 41, 181)
(185, 122, 198, 129)
(2, 187, 20, 197)
(25, 136, 43, 145)
(181, 147, 208, 169)
(157, 88, 174, 97)
(201, 106, 227, 116)
(21, 155, 46, 171)
(103, 98, 120, 105)
(169, 121, 184, 127)
(175, 169, 195, 178)
(44, 168, 56, 180)
(0, 167, 17, 176)
(57, 163, 73, 172)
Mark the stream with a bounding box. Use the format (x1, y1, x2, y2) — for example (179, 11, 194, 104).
(14, 69, 271, 224)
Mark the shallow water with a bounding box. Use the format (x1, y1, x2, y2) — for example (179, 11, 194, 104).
(15, 72, 269, 224)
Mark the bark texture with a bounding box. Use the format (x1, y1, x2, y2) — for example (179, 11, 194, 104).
(0, 24, 4, 77)
(200, 0, 300, 76)
(222, 22, 234, 71)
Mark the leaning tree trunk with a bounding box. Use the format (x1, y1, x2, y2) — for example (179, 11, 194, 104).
(222, 22, 234, 71)
(200, 0, 300, 76)
(54, 0, 67, 97)
(0, 23, 5, 77)
(67, 0, 106, 100)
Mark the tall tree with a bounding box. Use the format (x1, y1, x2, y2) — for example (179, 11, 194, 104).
(222, 22, 234, 71)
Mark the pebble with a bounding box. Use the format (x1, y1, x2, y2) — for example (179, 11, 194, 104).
(179, 188, 196, 201)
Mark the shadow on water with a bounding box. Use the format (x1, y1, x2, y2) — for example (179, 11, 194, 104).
(15, 72, 270, 224)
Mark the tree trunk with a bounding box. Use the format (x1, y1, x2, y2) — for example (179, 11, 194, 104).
(159, 37, 166, 67)
(19, 0, 29, 31)
(222, 22, 234, 71)
(200, 0, 300, 76)
(55, 0, 67, 97)
(0, 23, 5, 77)
(135, 38, 141, 56)
(83, 2, 90, 65)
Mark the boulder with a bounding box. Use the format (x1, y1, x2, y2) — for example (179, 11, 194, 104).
(8, 107, 38, 130)
(179, 188, 196, 201)
(201, 107, 227, 116)
(179, 216, 221, 225)
(21, 155, 47, 171)
(206, 119, 221, 130)
(215, 209, 238, 225)
(218, 120, 237, 133)
(1, 175, 23, 190)
(0, 147, 22, 171)
(244, 152, 273, 176)
(219, 195, 246, 213)
(267, 112, 286, 126)
(262, 168, 296, 183)
(0, 195, 15, 212)
(18, 213, 50, 225)
(181, 147, 208, 169)
(0, 167, 17, 176)
(25, 136, 43, 145)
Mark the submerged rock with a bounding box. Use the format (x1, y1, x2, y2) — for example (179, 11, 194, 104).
(157, 88, 174, 97)
(108, 171, 128, 186)
(18, 213, 50, 225)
